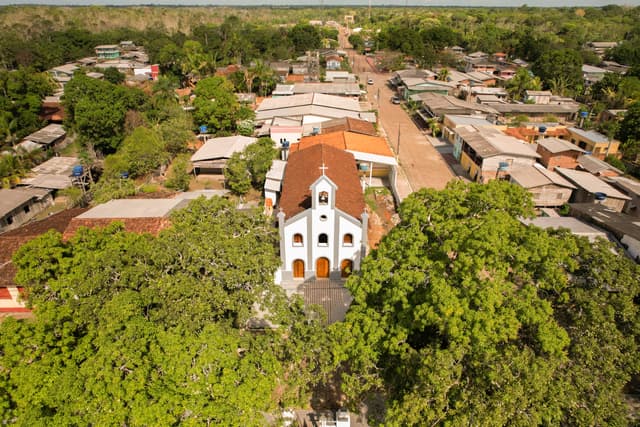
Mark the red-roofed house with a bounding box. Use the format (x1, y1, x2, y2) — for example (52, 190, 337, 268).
(277, 144, 367, 281)
(290, 131, 398, 186)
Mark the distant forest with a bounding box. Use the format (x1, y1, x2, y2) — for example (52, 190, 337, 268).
(1, 5, 639, 72)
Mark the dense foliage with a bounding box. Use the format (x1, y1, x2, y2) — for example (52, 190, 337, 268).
(0, 197, 333, 425)
(336, 181, 640, 426)
(224, 137, 277, 195)
(0, 67, 53, 146)
(63, 74, 148, 153)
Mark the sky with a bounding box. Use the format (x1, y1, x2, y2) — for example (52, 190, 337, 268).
(0, 0, 639, 6)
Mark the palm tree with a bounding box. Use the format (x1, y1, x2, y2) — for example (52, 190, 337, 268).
(438, 68, 450, 81)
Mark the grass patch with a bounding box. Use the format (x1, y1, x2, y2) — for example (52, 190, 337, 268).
(139, 183, 160, 193)
(365, 187, 391, 211)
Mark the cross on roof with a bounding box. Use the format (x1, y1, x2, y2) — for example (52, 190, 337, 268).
(319, 163, 328, 176)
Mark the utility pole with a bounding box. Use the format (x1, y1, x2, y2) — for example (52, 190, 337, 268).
(396, 124, 401, 155)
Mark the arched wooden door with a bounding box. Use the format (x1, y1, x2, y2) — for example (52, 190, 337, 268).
(316, 257, 330, 279)
(340, 259, 353, 278)
(293, 259, 305, 279)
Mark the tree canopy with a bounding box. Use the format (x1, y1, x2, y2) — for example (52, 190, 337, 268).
(192, 76, 254, 135)
(1, 197, 333, 425)
(63, 74, 148, 153)
(335, 180, 640, 426)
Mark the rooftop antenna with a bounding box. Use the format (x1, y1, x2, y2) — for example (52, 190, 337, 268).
(368, 0, 372, 22)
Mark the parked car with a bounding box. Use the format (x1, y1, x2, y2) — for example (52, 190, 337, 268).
(367, 78, 374, 85)
(391, 95, 401, 104)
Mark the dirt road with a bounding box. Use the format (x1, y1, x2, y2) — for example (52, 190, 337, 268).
(344, 40, 456, 192)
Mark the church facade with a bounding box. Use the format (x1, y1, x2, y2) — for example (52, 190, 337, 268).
(277, 144, 368, 281)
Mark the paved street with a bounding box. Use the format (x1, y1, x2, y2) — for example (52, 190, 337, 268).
(340, 29, 456, 193)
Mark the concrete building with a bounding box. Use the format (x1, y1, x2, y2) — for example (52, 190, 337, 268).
(509, 164, 576, 207)
(16, 124, 66, 153)
(605, 176, 640, 217)
(566, 127, 620, 159)
(290, 130, 398, 188)
(577, 154, 623, 177)
(453, 126, 540, 182)
(555, 167, 631, 212)
(255, 93, 373, 127)
(536, 137, 585, 170)
(95, 45, 121, 60)
(0, 188, 53, 234)
(277, 144, 367, 282)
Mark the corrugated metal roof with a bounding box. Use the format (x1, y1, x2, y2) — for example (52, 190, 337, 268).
(568, 127, 610, 143)
(23, 124, 66, 145)
(577, 155, 623, 175)
(509, 165, 575, 189)
(77, 199, 187, 219)
(190, 136, 257, 162)
(555, 168, 631, 200)
(0, 188, 47, 218)
(538, 137, 584, 154)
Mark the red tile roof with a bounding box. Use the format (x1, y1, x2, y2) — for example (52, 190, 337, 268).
(290, 131, 394, 157)
(321, 117, 377, 136)
(286, 74, 305, 83)
(279, 144, 365, 220)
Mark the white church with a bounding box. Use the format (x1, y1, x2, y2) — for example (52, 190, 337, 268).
(277, 144, 368, 281)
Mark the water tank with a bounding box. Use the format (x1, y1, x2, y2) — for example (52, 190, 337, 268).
(538, 125, 547, 134)
(594, 192, 607, 201)
(281, 139, 290, 149)
(72, 165, 84, 177)
(580, 111, 589, 118)
(498, 162, 509, 171)
(120, 171, 129, 179)
(312, 127, 320, 135)
(199, 125, 208, 134)
(358, 163, 369, 171)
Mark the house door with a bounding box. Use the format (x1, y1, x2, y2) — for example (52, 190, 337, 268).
(340, 259, 353, 278)
(316, 257, 330, 279)
(293, 260, 305, 279)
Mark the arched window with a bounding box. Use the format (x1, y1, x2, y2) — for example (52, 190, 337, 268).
(343, 233, 353, 246)
(319, 191, 329, 205)
(340, 259, 353, 278)
(318, 233, 328, 246)
(293, 233, 303, 246)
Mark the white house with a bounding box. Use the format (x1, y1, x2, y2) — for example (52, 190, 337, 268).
(277, 144, 367, 281)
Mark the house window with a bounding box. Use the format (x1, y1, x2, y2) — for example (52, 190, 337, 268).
(320, 215, 327, 221)
(23, 205, 30, 214)
(6, 216, 13, 225)
(319, 191, 328, 205)
(343, 234, 353, 246)
(293, 233, 303, 246)
(318, 233, 328, 246)
(578, 141, 587, 149)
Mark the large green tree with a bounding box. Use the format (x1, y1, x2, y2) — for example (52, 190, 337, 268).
(1, 197, 331, 424)
(336, 180, 640, 426)
(192, 76, 254, 134)
(64, 74, 148, 153)
(616, 100, 640, 160)
(532, 48, 583, 96)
